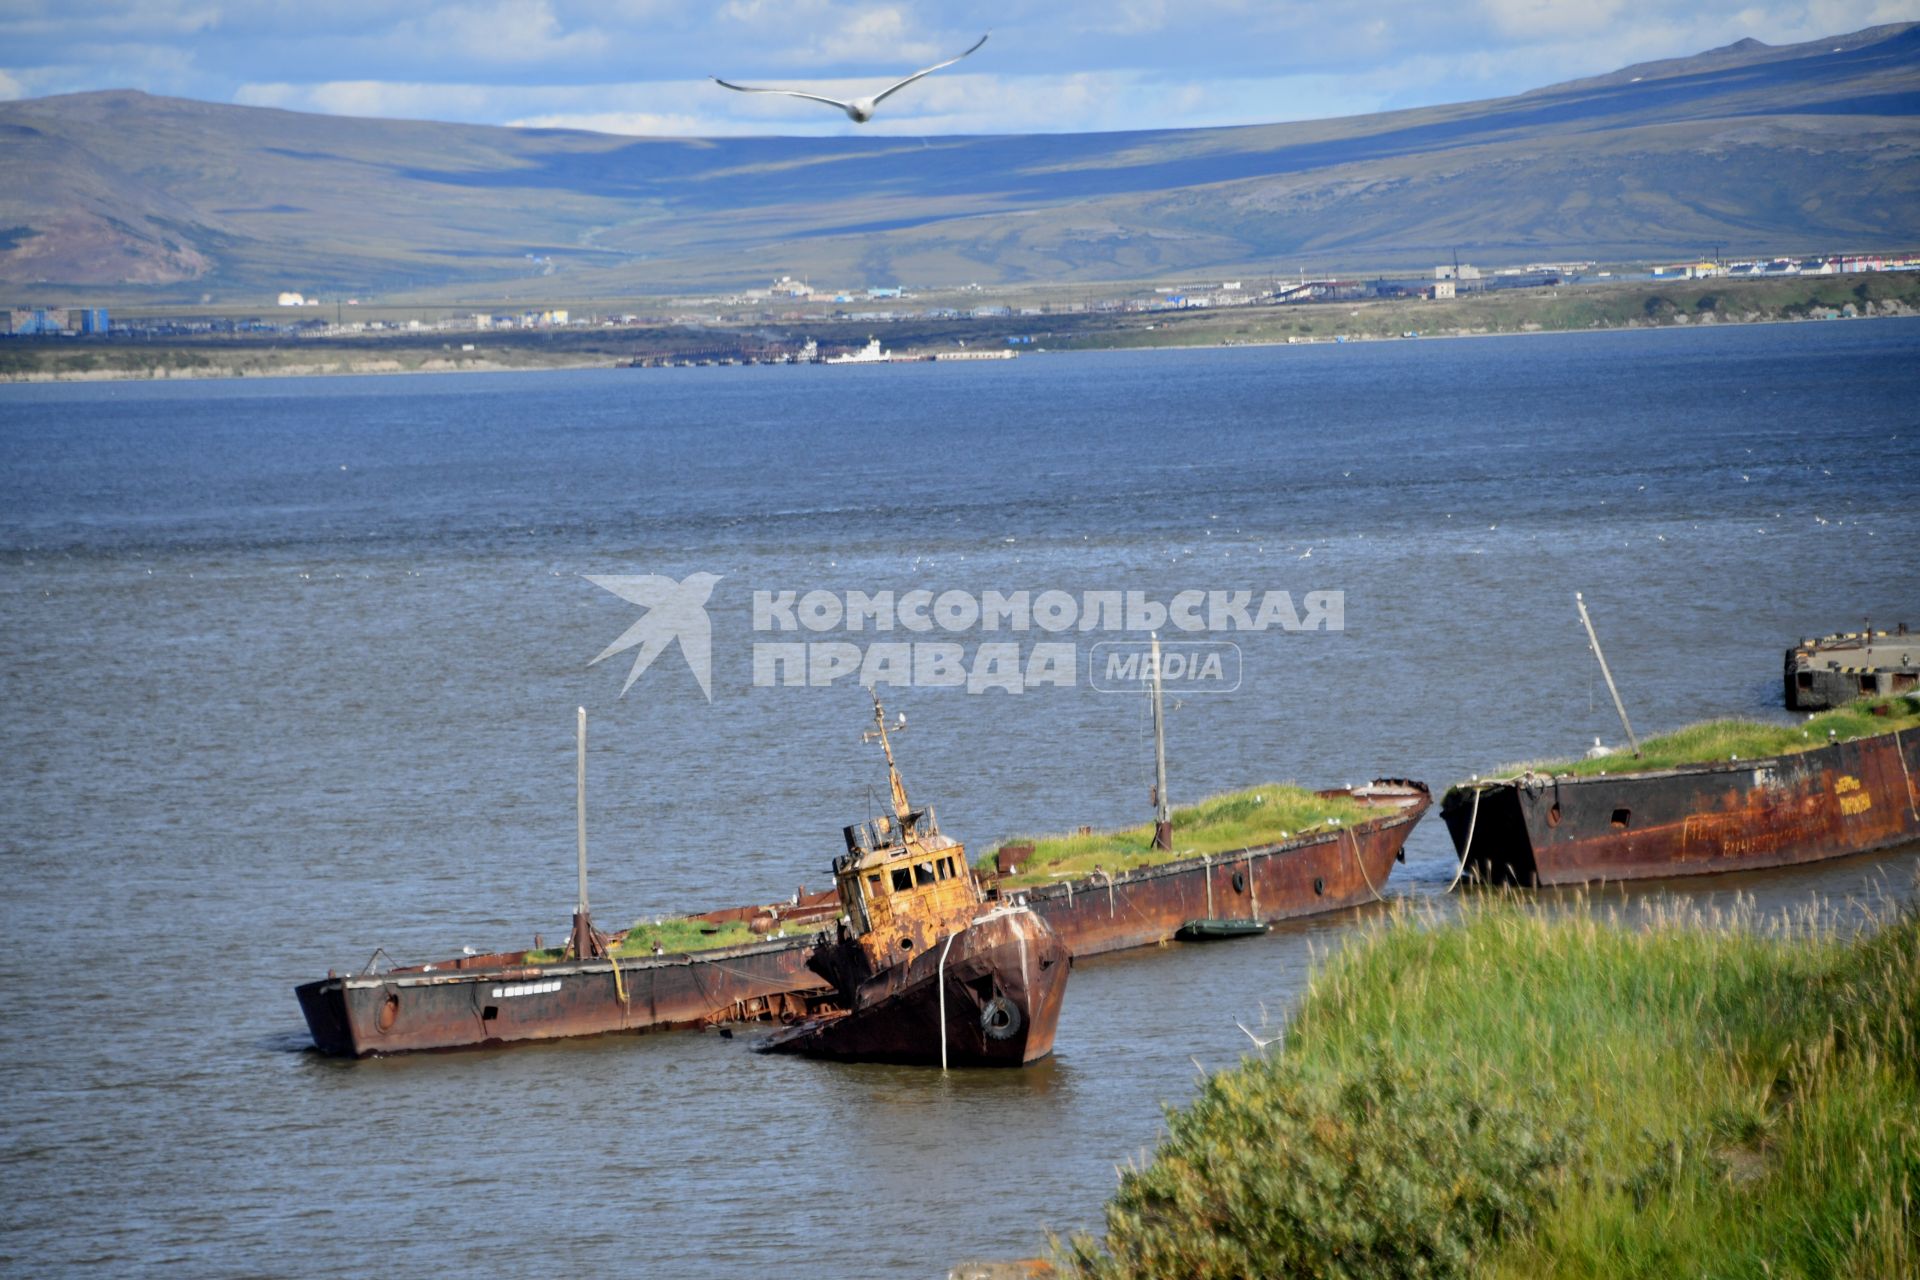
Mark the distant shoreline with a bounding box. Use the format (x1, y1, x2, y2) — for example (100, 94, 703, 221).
(5, 276, 1916, 384)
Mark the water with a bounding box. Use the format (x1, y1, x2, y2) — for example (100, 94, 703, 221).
(2, 321, 1917, 1276)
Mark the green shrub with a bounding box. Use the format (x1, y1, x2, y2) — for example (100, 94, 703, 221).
(1058, 1051, 1575, 1279)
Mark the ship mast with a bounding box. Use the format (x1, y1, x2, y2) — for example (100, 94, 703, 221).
(1150, 633, 1172, 850)
(569, 705, 606, 960)
(865, 692, 912, 819)
(1575, 593, 1641, 758)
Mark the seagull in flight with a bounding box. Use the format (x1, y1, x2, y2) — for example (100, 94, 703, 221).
(713, 34, 988, 123)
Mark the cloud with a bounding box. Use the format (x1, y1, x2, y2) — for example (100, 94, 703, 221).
(0, 68, 22, 100)
(12, 1, 1918, 132)
(801, 7, 943, 65)
(398, 0, 610, 65)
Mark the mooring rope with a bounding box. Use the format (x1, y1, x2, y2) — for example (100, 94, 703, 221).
(1447, 785, 1485, 893)
(608, 954, 629, 1007)
(1345, 825, 1385, 903)
(936, 931, 958, 1072)
(1895, 728, 1918, 825)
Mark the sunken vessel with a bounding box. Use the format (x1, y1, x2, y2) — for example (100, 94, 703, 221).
(757, 698, 1070, 1067)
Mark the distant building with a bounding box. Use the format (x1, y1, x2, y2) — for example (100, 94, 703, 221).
(865, 286, 903, 299)
(8, 308, 69, 335)
(73, 307, 109, 334)
(1431, 280, 1456, 300)
(1435, 264, 1481, 281)
(277, 291, 307, 306)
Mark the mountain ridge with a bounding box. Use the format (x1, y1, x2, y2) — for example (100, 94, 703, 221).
(2, 22, 1916, 299)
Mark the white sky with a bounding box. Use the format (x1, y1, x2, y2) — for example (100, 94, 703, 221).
(0, 0, 1913, 135)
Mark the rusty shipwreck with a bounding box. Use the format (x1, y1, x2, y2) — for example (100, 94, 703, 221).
(757, 698, 1070, 1067)
(981, 635, 1429, 957)
(993, 781, 1429, 957)
(296, 708, 839, 1057)
(1442, 699, 1920, 886)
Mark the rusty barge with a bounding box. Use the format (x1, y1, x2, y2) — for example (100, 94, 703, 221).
(977, 636, 1429, 957)
(296, 932, 832, 1057)
(1441, 723, 1920, 886)
(996, 780, 1430, 958)
(297, 708, 843, 1058)
(759, 699, 1069, 1067)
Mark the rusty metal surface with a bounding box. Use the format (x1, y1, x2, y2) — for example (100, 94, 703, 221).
(296, 934, 833, 1057)
(1441, 730, 1920, 885)
(756, 906, 1069, 1067)
(1008, 780, 1430, 959)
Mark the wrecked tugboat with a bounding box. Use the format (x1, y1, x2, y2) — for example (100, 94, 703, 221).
(758, 698, 1070, 1068)
(295, 709, 837, 1057)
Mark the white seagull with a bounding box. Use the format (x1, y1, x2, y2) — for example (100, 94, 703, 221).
(713, 34, 988, 123)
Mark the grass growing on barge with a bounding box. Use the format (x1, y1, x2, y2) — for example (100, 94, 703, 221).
(984, 784, 1371, 887)
(1057, 889, 1920, 1279)
(521, 915, 824, 964)
(1462, 695, 1920, 792)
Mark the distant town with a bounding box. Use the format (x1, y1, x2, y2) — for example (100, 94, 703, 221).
(8, 251, 1918, 345)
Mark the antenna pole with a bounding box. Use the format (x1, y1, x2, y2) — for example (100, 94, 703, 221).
(1576, 593, 1640, 757)
(1150, 633, 1172, 850)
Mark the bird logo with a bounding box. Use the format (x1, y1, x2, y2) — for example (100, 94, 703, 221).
(585, 572, 722, 700)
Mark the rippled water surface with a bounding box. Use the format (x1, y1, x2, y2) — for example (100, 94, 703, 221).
(3, 322, 1918, 1276)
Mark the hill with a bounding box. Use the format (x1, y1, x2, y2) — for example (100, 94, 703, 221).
(1, 22, 1916, 300)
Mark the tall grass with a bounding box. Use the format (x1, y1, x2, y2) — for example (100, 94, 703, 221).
(1058, 886, 1920, 1278)
(984, 784, 1371, 887)
(1489, 694, 1920, 784)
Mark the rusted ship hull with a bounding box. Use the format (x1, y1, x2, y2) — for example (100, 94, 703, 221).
(297, 935, 831, 1057)
(757, 907, 1069, 1067)
(1013, 781, 1430, 958)
(1441, 730, 1920, 886)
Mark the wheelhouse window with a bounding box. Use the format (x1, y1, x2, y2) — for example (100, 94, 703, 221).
(890, 867, 914, 892)
(915, 861, 936, 887)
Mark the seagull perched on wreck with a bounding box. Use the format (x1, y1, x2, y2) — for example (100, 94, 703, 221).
(712, 33, 988, 123)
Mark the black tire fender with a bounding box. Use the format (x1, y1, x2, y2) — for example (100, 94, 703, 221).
(980, 994, 1022, 1041)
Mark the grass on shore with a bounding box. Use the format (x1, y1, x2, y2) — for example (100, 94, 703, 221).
(1057, 888, 1920, 1279)
(983, 784, 1371, 888)
(1457, 695, 1920, 795)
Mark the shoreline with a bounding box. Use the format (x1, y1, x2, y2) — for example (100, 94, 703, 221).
(4, 285, 1915, 386)
(1049, 886, 1920, 1278)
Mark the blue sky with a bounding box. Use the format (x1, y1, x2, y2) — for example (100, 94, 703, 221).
(0, 1, 1912, 135)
